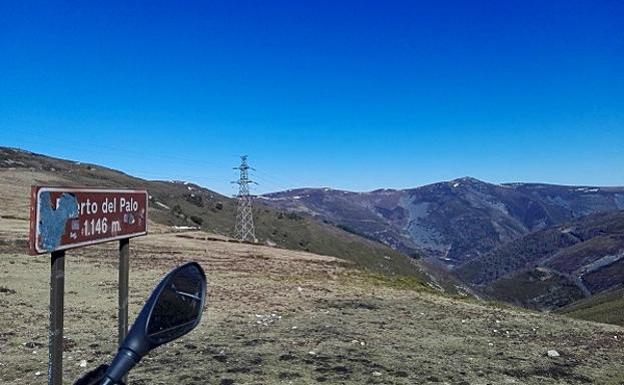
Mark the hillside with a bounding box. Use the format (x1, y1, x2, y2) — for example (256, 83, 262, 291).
(2, 149, 624, 384)
(260, 178, 624, 266)
(2, 230, 624, 384)
(559, 288, 624, 326)
(455, 211, 624, 310)
(0, 147, 425, 279)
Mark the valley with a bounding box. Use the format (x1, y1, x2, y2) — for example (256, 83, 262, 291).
(260, 179, 624, 313)
(1, 147, 623, 384)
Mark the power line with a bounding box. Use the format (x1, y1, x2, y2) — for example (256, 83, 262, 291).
(232, 155, 257, 242)
(7, 128, 322, 193)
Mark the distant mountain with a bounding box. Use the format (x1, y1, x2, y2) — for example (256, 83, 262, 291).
(0, 147, 431, 281)
(260, 178, 624, 266)
(455, 211, 624, 309)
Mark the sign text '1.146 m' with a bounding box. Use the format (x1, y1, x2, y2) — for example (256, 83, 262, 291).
(29, 187, 148, 254)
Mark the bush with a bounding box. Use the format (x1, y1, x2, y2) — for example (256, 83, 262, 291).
(190, 215, 203, 226)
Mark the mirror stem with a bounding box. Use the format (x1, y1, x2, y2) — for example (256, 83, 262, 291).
(101, 349, 141, 385)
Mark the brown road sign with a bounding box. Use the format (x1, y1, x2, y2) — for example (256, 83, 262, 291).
(29, 187, 148, 255)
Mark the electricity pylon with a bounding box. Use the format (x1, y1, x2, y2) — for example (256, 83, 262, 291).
(232, 155, 257, 242)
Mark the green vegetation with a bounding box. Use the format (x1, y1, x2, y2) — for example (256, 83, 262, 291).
(486, 268, 585, 310)
(559, 288, 624, 326)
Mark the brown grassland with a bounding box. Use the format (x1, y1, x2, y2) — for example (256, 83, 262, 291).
(2, 230, 624, 384)
(1, 168, 624, 384)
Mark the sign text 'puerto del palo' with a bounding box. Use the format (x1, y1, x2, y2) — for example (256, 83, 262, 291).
(29, 187, 148, 254)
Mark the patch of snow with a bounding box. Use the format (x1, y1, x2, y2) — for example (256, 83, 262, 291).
(575, 187, 599, 193)
(170, 225, 199, 231)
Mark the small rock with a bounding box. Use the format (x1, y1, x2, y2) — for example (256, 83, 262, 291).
(360, 341, 366, 346)
(308, 351, 316, 355)
(35, 372, 41, 376)
(79, 359, 87, 368)
(547, 350, 560, 358)
(297, 287, 303, 293)
(372, 371, 382, 376)
(291, 326, 298, 330)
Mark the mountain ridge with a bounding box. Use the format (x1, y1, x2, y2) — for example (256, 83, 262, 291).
(261, 178, 624, 265)
(0, 146, 434, 282)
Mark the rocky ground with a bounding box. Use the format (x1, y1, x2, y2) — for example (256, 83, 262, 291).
(1, 230, 624, 385)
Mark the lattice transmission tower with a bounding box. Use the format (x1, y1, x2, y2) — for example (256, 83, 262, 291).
(232, 155, 257, 242)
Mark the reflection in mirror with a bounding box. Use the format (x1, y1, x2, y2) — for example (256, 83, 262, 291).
(147, 263, 205, 344)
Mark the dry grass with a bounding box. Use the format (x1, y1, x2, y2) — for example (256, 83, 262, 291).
(1, 230, 624, 385)
(2, 167, 624, 384)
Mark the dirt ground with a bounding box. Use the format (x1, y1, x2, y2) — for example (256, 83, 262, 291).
(1, 230, 624, 385)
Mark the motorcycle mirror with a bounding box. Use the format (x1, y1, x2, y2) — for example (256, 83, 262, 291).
(100, 262, 207, 385)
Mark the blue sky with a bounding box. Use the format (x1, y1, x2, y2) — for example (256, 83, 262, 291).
(1, 1, 623, 195)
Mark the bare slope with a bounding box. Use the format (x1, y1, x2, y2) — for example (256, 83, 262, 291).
(1, 233, 623, 384)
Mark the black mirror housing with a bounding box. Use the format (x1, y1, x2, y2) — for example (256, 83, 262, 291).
(101, 262, 206, 385)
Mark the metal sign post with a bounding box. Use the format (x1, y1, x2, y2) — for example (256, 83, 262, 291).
(118, 238, 130, 384)
(48, 250, 65, 385)
(29, 187, 148, 385)
(118, 238, 129, 345)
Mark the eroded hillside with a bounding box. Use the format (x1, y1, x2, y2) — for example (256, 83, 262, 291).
(260, 178, 624, 265)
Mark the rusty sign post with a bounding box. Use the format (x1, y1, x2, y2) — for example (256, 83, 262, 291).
(29, 187, 148, 385)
